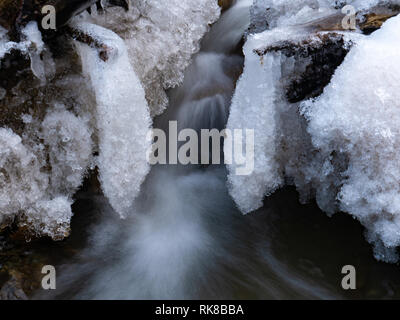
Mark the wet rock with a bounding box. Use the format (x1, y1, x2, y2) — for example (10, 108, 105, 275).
(0, 0, 129, 40)
(249, 2, 400, 35)
(359, 13, 397, 34)
(0, 0, 23, 31)
(0, 228, 54, 298)
(248, 4, 400, 104)
(0, 275, 28, 300)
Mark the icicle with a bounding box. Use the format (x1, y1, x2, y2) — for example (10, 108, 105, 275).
(226, 33, 284, 214)
(74, 22, 152, 218)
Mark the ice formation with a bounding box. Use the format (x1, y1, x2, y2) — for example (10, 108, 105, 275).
(85, 0, 221, 116)
(0, 22, 47, 76)
(227, 18, 360, 214)
(226, 40, 283, 213)
(75, 22, 152, 218)
(0, 0, 220, 239)
(227, 0, 400, 261)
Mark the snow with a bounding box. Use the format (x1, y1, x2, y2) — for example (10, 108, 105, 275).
(0, 126, 76, 240)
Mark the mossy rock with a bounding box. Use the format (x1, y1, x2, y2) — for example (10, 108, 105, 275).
(218, 0, 233, 11)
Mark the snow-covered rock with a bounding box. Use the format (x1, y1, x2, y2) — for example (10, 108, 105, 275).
(301, 15, 400, 262)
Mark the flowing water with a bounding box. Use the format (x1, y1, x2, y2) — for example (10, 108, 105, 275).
(33, 0, 400, 300)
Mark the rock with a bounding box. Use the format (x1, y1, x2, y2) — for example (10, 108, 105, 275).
(359, 13, 397, 34)
(255, 33, 353, 103)
(0, 0, 93, 39)
(0, 228, 50, 298)
(218, 0, 233, 11)
(0, 275, 28, 300)
(0, 0, 129, 40)
(251, 6, 400, 103)
(0, 0, 23, 31)
(301, 11, 398, 34)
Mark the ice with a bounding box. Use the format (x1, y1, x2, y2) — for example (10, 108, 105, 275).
(74, 22, 152, 218)
(226, 34, 284, 214)
(40, 108, 93, 195)
(0, 0, 220, 240)
(250, 0, 335, 32)
(85, 0, 221, 116)
(0, 128, 48, 221)
(226, 23, 357, 214)
(23, 197, 73, 240)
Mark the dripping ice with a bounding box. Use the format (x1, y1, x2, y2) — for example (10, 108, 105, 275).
(74, 22, 152, 218)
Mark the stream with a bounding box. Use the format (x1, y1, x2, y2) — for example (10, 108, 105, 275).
(29, 0, 400, 300)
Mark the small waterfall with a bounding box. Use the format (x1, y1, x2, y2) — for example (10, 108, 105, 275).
(34, 0, 370, 300)
(202, 0, 253, 53)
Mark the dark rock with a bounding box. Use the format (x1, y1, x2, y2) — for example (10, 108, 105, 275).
(359, 13, 397, 35)
(255, 33, 352, 103)
(0, 0, 130, 40)
(0, 275, 28, 300)
(218, 0, 233, 11)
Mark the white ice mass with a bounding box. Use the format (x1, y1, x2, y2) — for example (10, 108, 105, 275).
(75, 22, 152, 218)
(227, 0, 400, 261)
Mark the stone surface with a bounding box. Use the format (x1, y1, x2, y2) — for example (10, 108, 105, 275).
(255, 33, 352, 103)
